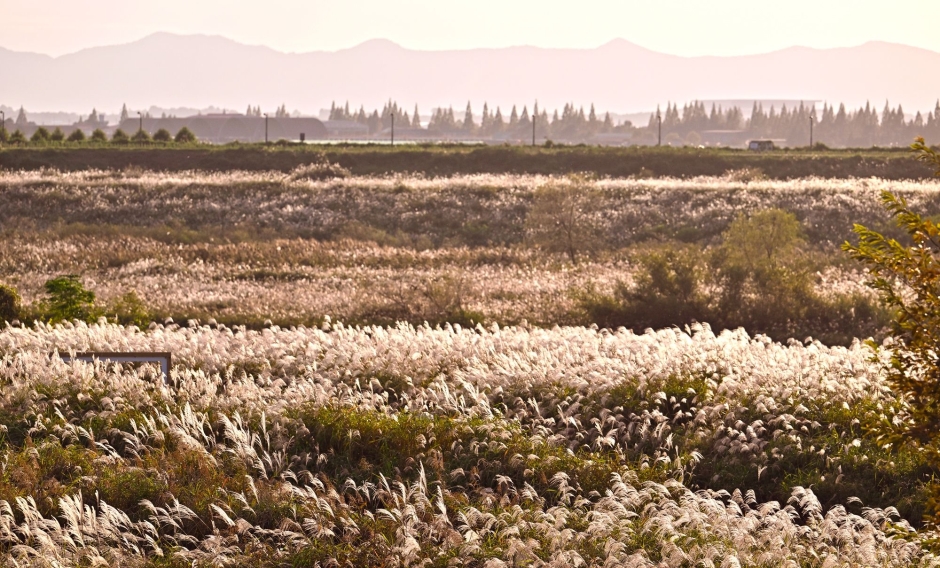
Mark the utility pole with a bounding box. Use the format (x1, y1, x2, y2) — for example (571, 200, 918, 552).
(0, 111, 5, 139)
(137, 111, 143, 135)
(657, 109, 662, 147)
(532, 108, 536, 146)
(809, 109, 816, 147)
(391, 111, 394, 146)
(264, 113, 269, 144)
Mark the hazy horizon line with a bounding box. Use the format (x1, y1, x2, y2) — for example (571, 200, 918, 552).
(2, 31, 934, 60)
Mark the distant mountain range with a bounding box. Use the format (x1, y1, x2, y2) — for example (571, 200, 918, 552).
(1, 33, 938, 114)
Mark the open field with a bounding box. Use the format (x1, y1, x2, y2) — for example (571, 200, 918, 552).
(5, 168, 932, 340)
(3, 165, 940, 565)
(1, 144, 937, 178)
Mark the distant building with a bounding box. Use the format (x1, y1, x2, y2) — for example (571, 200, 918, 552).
(322, 120, 370, 139)
(117, 115, 328, 143)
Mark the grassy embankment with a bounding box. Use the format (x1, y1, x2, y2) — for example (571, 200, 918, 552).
(1, 144, 936, 178)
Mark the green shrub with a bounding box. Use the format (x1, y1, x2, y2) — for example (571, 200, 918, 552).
(844, 141, 940, 505)
(8, 131, 26, 144)
(174, 127, 196, 144)
(152, 128, 172, 143)
(0, 127, 8, 144)
(132, 129, 152, 143)
(30, 127, 50, 144)
(0, 283, 21, 322)
(580, 209, 890, 344)
(66, 129, 86, 143)
(40, 275, 96, 323)
(49, 127, 65, 142)
(90, 129, 108, 143)
(106, 290, 151, 327)
(111, 129, 129, 144)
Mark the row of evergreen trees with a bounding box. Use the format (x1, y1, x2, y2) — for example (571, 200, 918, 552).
(328, 100, 628, 138)
(326, 99, 940, 146)
(650, 100, 940, 147)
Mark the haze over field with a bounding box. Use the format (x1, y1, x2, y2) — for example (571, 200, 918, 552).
(3, 0, 940, 115)
(1, 34, 940, 115)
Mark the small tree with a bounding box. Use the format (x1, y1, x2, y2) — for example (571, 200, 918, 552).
(30, 127, 50, 143)
(41, 275, 96, 323)
(152, 128, 172, 142)
(525, 175, 604, 263)
(0, 283, 21, 322)
(67, 129, 86, 143)
(132, 129, 152, 143)
(90, 129, 108, 143)
(175, 127, 196, 143)
(50, 127, 65, 142)
(111, 129, 129, 144)
(844, 139, 940, 447)
(9, 131, 26, 144)
(0, 126, 8, 143)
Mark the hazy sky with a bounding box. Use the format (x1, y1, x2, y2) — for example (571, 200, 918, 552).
(4, 0, 939, 57)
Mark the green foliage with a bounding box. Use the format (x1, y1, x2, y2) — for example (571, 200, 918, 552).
(132, 129, 152, 143)
(0, 126, 8, 144)
(90, 129, 108, 143)
(40, 275, 96, 323)
(0, 283, 21, 322)
(844, 140, 940, 450)
(152, 128, 172, 143)
(582, 209, 889, 344)
(49, 127, 65, 142)
(30, 127, 50, 144)
(105, 290, 151, 327)
(111, 129, 129, 144)
(8, 131, 26, 144)
(174, 127, 196, 144)
(66, 129, 86, 143)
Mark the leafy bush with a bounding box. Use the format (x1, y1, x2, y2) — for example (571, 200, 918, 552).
(30, 127, 50, 144)
(131, 129, 152, 143)
(8, 131, 26, 144)
(174, 127, 196, 143)
(49, 127, 65, 142)
(39, 275, 96, 323)
(581, 209, 890, 344)
(0, 283, 21, 322)
(152, 128, 172, 143)
(111, 129, 129, 144)
(105, 290, 151, 327)
(66, 129, 86, 143)
(90, 129, 108, 143)
(844, 140, 940, 449)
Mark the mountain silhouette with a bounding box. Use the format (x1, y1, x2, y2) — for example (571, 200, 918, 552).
(1, 33, 937, 113)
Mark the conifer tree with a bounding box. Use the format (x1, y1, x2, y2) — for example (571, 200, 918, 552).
(120, 104, 129, 123)
(463, 101, 474, 131)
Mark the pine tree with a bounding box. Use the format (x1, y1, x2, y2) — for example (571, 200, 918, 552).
(463, 101, 474, 131)
(15, 106, 27, 126)
(509, 106, 518, 127)
(120, 104, 129, 123)
(412, 104, 421, 127)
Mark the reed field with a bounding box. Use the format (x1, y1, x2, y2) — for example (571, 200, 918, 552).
(2, 166, 940, 565)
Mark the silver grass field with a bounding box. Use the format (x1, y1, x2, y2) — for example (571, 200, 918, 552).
(1, 169, 939, 566)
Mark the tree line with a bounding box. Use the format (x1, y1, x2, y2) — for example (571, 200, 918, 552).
(328, 98, 940, 147)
